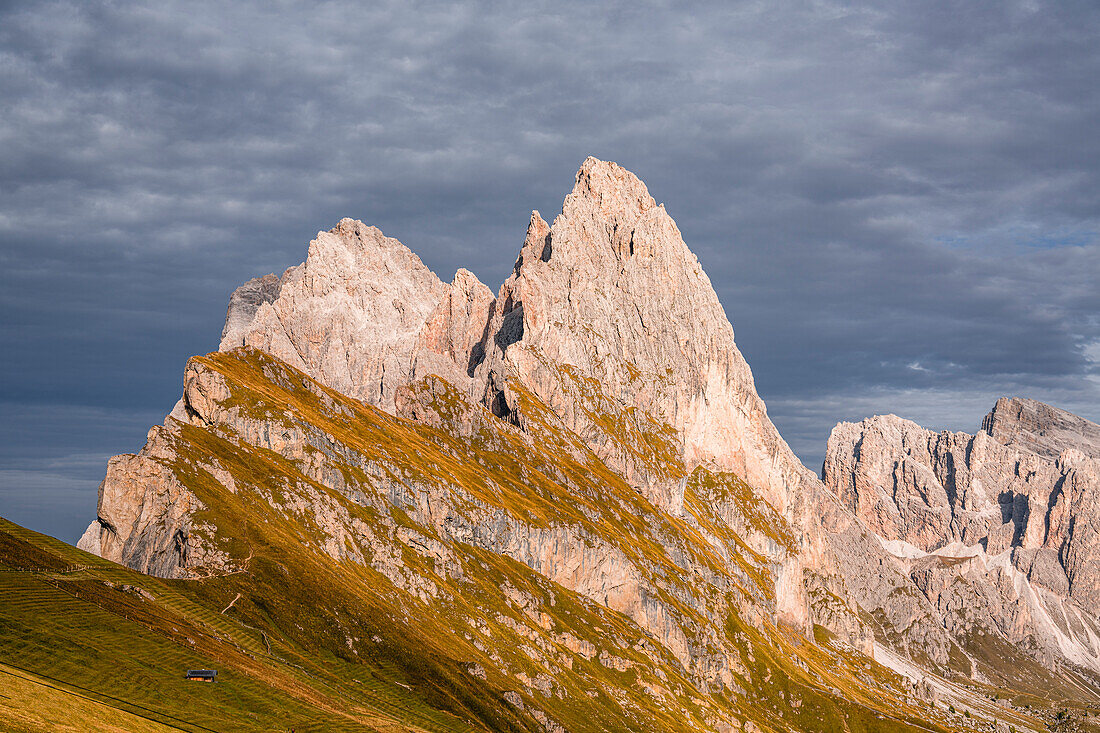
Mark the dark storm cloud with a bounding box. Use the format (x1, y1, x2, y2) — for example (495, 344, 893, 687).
(2, 0, 1099, 540)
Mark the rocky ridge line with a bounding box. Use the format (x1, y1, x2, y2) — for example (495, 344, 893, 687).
(75, 158, 1085, 730)
(823, 397, 1100, 673)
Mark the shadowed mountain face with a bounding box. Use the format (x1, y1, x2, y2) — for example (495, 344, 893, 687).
(61, 159, 1098, 731)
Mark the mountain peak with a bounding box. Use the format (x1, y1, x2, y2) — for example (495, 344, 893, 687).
(513, 209, 551, 273)
(218, 217, 448, 411)
(564, 157, 657, 228)
(823, 395, 1100, 676)
(72, 158, 1090, 731)
(212, 160, 813, 516)
(982, 396, 1100, 459)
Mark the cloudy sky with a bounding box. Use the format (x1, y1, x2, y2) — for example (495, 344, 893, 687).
(2, 1, 1099, 542)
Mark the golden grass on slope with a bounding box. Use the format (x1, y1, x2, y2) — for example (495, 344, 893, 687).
(3, 345, 1064, 732)
(192, 351, 737, 623)
(0, 518, 473, 733)
(156, 415, 709, 731)
(0, 662, 182, 733)
(181, 349, 1012, 732)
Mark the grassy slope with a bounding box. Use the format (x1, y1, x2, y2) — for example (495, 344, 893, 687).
(0, 662, 181, 733)
(3, 515, 965, 733)
(0, 348, 1064, 731)
(184, 350, 957, 730)
(0, 518, 484, 733)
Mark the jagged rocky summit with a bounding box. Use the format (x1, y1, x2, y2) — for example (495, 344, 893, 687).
(823, 397, 1100, 672)
(75, 158, 1093, 732)
(216, 158, 814, 517)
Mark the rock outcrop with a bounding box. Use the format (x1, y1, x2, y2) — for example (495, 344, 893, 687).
(469, 160, 819, 519)
(218, 218, 470, 413)
(75, 423, 228, 578)
(216, 160, 817, 521)
(823, 398, 1100, 673)
(983, 396, 1100, 460)
(76, 159, 1088, 731)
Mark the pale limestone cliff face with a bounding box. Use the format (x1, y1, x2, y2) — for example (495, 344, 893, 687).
(984, 396, 1100, 460)
(219, 271, 282, 347)
(823, 399, 1100, 672)
(412, 267, 495, 394)
(218, 219, 457, 413)
(79, 158, 1049, 723)
(473, 159, 818, 520)
(217, 161, 816, 525)
(76, 423, 228, 578)
(207, 159, 838, 632)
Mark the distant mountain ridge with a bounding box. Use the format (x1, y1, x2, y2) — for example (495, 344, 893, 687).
(66, 158, 1100, 731)
(823, 397, 1100, 674)
(983, 396, 1100, 460)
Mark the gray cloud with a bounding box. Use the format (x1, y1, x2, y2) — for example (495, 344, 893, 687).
(1, 0, 1098, 540)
